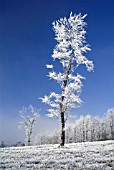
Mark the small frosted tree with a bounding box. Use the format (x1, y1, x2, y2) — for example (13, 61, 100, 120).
(41, 12, 94, 146)
(19, 105, 40, 146)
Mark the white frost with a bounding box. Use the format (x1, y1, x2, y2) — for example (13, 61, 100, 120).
(0, 140, 114, 169)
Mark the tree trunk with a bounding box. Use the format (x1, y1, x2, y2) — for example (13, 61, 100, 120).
(27, 135, 31, 146)
(27, 131, 31, 146)
(59, 57, 72, 146)
(60, 111, 65, 146)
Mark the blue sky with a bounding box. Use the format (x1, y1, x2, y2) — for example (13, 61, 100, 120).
(0, 0, 114, 144)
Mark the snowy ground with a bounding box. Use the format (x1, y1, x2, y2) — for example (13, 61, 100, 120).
(0, 140, 114, 170)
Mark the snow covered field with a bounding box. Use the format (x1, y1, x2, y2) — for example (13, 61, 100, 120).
(0, 140, 114, 170)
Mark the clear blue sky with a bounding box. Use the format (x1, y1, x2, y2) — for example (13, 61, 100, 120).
(0, 0, 114, 143)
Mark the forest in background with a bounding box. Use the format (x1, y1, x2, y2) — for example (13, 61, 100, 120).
(36, 108, 114, 145)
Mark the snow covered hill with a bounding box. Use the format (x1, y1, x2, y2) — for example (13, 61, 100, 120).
(0, 140, 114, 170)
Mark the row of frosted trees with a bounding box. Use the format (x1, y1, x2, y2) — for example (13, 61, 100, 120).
(37, 108, 114, 145)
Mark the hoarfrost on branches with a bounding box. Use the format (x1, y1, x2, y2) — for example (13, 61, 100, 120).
(41, 12, 94, 146)
(46, 64, 53, 69)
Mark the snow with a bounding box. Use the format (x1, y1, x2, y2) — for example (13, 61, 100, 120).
(0, 140, 114, 169)
(46, 64, 53, 69)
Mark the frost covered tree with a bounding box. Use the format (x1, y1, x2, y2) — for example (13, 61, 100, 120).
(41, 12, 94, 146)
(106, 108, 114, 140)
(19, 105, 40, 146)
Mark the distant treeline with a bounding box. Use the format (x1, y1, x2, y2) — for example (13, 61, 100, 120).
(1, 108, 113, 147)
(36, 108, 114, 145)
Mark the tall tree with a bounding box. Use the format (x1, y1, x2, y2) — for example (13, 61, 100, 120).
(41, 12, 94, 146)
(19, 105, 40, 146)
